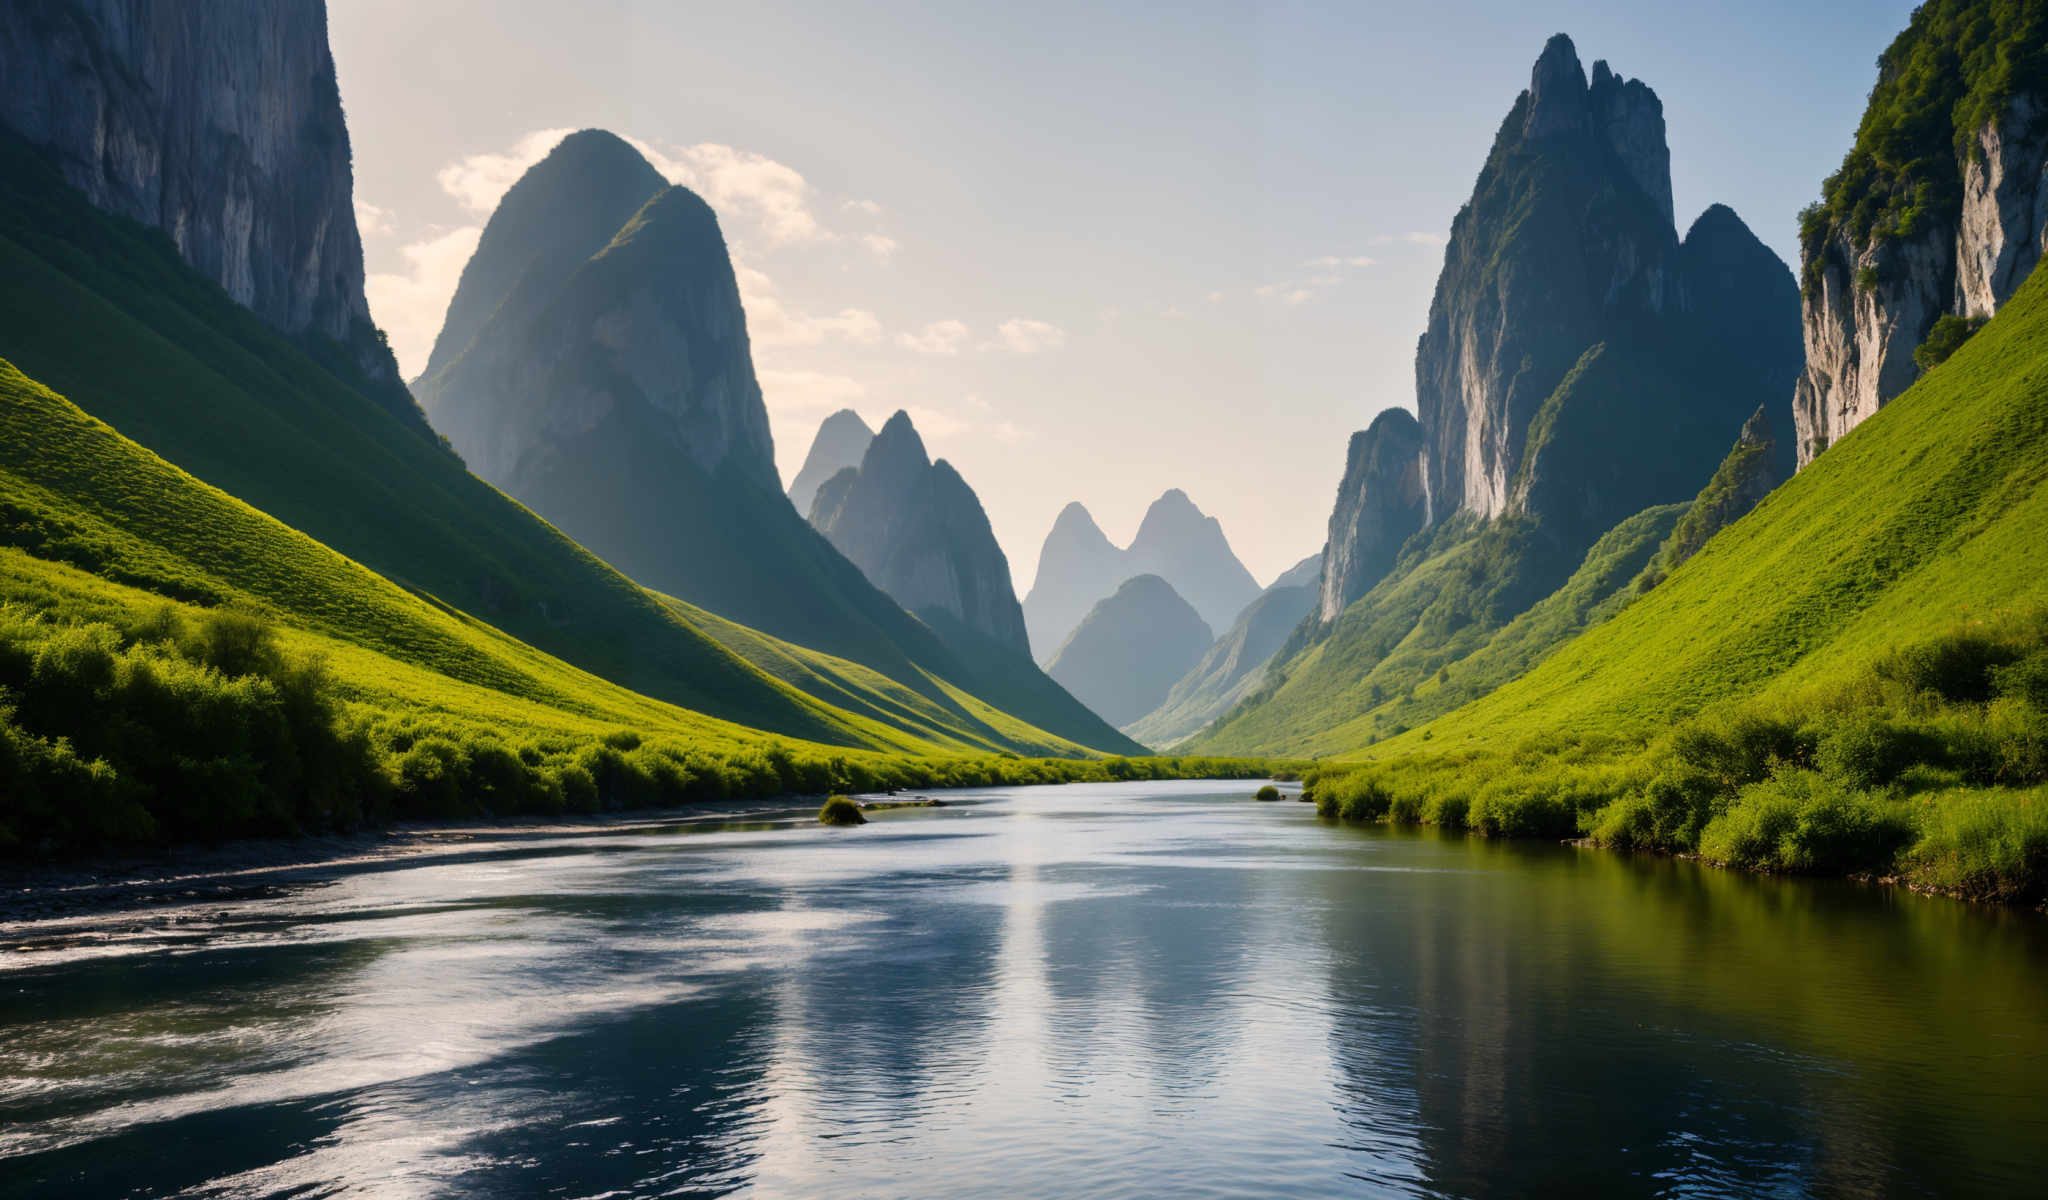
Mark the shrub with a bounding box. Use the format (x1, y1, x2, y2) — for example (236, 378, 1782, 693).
(1901, 788, 2048, 905)
(1913, 313, 1987, 371)
(818, 795, 866, 826)
(1878, 629, 2019, 703)
(1253, 784, 1281, 802)
(1699, 770, 1913, 874)
(1815, 715, 1927, 789)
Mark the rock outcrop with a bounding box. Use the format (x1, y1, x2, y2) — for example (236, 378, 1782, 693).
(1792, 5, 2048, 466)
(808, 411, 1029, 656)
(1046, 575, 1213, 729)
(1021, 490, 1258, 662)
(1318, 410, 1428, 622)
(0, 0, 412, 413)
(790, 408, 875, 517)
(1128, 552, 1322, 748)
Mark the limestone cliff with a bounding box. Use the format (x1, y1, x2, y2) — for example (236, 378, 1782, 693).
(1792, 2, 2048, 465)
(1317, 409, 1427, 622)
(0, 0, 414, 420)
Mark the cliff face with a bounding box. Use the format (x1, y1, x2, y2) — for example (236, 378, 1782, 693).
(1318, 34, 1797, 624)
(1318, 409, 1428, 622)
(809, 411, 1029, 656)
(1658, 405, 1790, 574)
(1792, 4, 2048, 466)
(790, 408, 876, 518)
(0, 0, 409, 406)
(1046, 575, 1213, 729)
(1414, 35, 1681, 524)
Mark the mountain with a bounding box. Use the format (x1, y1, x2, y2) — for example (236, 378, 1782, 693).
(1021, 490, 1258, 663)
(1022, 502, 1126, 662)
(790, 409, 875, 517)
(1123, 489, 1262, 634)
(0, 0, 413, 420)
(1197, 34, 1804, 754)
(1127, 552, 1322, 748)
(1653, 405, 1791, 577)
(1046, 576, 1213, 730)
(422, 128, 667, 383)
(1793, 1, 2048, 465)
(410, 132, 1140, 754)
(809, 411, 1030, 655)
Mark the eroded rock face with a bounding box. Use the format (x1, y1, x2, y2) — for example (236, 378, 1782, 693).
(1414, 34, 1682, 524)
(1795, 91, 2048, 467)
(1318, 409, 1427, 622)
(0, 0, 401, 392)
(809, 411, 1029, 656)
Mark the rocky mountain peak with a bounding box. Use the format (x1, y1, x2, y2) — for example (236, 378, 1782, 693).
(1318, 408, 1428, 623)
(808, 411, 1029, 656)
(789, 409, 875, 517)
(426, 129, 664, 379)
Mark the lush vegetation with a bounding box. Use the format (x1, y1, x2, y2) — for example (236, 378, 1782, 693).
(1305, 614, 2048, 903)
(1254, 784, 1281, 802)
(1915, 312, 1990, 370)
(1799, 0, 2048, 285)
(818, 795, 867, 826)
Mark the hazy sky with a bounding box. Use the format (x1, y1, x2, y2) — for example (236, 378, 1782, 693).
(331, 0, 1915, 588)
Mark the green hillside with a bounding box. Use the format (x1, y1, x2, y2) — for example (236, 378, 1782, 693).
(0, 127, 1128, 758)
(1290, 262, 2048, 903)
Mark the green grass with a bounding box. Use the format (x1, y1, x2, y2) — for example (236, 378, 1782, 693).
(0, 125, 1131, 759)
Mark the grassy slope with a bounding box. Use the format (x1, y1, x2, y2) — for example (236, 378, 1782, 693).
(0, 129, 1114, 758)
(1366, 259, 2048, 758)
(0, 360, 952, 756)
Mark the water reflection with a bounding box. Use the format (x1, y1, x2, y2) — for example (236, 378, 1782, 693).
(0, 782, 2044, 1198)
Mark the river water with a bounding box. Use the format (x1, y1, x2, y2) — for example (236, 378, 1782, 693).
(3, 780, 2045, 1198)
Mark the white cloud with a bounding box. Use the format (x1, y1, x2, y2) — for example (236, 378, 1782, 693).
(364, 225, 485, 377)
(1403, 231, 1450, 246)
(897, 319, 971, 355)
(354, 199, 393, 238)
(735, 264, 882, 348)
(436, 128, 575, 215)
(1283, 288, 1314, 306)
(1302, 254, 1376, 269)
(628, 138, 826, 245)
(994, 317, 1066, 354)
(860, 233, 900, 258)
(1206, 291, 1226, 304)
(844, 198, 883, 216)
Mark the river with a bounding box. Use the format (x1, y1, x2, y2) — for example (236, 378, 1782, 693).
(3, 779, 2045, 1197)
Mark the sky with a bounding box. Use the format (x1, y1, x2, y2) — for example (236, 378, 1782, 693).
(330, 0, 1917, 589)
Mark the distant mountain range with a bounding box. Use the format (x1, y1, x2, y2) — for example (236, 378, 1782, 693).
(1023, 490, 1260, 665)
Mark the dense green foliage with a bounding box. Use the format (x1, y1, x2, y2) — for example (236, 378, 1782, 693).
(1254, 784, 1281, 802)
(1915, 312, 1990, 369)
(1799, 0, 2048, 282)
(1306, 615, 2048, 903)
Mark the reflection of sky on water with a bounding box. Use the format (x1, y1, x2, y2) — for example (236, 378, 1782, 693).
(1, 779, 2044, 1198)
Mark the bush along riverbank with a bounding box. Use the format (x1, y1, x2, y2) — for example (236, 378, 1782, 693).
(1302, 613, 2048, 907)
(0, 604, 1286, 857)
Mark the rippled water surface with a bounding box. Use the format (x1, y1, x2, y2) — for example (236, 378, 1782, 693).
(4, 780, 2047, 1197)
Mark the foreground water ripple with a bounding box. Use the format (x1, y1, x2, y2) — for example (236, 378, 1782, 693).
(2, 780, 2045, 1197)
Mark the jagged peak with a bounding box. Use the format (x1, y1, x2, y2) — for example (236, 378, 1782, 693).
(1364, 407, 1421, 438)
(862, 409, 932, 476)
(1738, 404, 1774, 447)
(598, 184, 724, 260)
(817, 408, 873, 435)
(1683, 202, 1754, 244)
